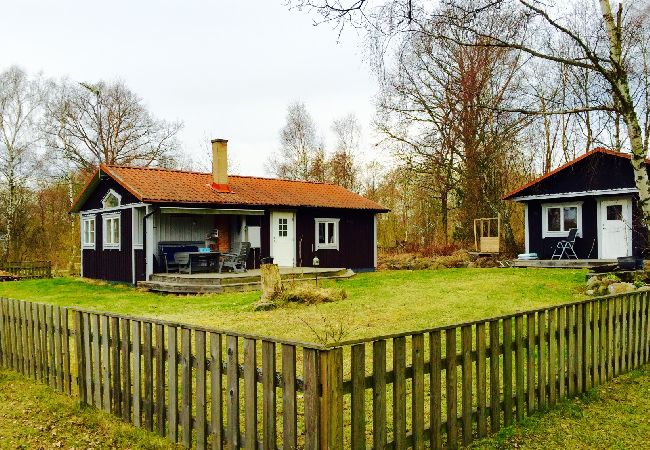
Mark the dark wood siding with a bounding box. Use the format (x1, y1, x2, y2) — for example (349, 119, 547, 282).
(134, 249, 145, 282)
(81, 208, 133, 283)
(295, 208, 375, 270)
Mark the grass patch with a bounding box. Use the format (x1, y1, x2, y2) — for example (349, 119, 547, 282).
(471, 366, 650, 449)
(0, 268, 586, 341)
(0, 369, 178, 449)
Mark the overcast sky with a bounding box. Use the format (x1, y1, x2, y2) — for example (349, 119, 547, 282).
(1, 0, 380, 176)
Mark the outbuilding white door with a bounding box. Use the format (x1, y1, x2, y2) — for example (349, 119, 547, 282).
(271, 211, 295, 267)
(600, 198, 632, 259)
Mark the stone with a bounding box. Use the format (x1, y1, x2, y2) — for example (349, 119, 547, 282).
(586, 276, 600, 288)
(586, 289, 595, 296)
(253, 301, 277, 311)
(607, 282, 636, 295)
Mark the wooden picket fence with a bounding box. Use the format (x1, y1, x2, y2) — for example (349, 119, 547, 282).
(0, 290, 649, 449)
(0, 261, 52, 279)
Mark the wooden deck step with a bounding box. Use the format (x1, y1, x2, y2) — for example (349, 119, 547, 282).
(139, 269, 356, 294)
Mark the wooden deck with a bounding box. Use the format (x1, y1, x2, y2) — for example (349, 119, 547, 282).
(138, 267, 354, 294)
(510, 259, 616, 269)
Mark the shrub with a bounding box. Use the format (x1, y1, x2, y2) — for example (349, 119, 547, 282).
(279, 285, 347, 305)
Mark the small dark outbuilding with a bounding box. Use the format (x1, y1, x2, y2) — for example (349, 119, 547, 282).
(503, 148, 648, 260)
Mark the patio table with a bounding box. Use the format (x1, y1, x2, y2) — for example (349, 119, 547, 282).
(174, 251, 221, 274)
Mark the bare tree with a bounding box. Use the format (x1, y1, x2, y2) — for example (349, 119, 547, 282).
(267, 101, 323, 181)
(329, 113, 361, 190)
(0, 66, 45, 260)
(44, 80, 182, 171)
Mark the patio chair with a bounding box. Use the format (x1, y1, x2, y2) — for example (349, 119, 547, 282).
(551, 228, 579, 260)
(221, 241, 251, 273)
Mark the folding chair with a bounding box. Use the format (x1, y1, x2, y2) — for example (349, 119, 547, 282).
(551, 228, 579, 260)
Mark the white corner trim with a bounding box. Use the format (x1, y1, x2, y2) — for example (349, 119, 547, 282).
(373, 214, 378, 268)
(524, 204, 529, 254)
(314, 218, 340, 251)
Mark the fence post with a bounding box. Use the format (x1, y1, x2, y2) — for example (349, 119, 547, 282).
(73, 310, 87, 404)
(319, 347, 343, 450)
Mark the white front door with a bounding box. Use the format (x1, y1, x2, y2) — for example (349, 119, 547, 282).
(271, 211, 295, 267)
(600, 198, 632, 259)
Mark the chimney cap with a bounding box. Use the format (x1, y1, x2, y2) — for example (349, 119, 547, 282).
(211, 138, 228, 144)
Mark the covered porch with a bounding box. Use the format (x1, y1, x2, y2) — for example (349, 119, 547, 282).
(138, 266, 354, 294)
(145, 206, 264, 279)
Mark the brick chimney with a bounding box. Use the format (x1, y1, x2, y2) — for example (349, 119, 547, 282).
(211, 138, 231, 193)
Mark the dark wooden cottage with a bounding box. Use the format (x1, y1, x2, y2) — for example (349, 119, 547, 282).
(70, 139, 388, 283)
(503, 147, 648, 260)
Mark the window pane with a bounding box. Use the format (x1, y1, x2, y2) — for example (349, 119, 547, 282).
(327, 222, 335, 244)
(318, 222, 326, 243)
(547, 208, 561, 231)
(563, 207, 577, 230)
(104, 193, 119, 208)
(606, 205, 623, 221)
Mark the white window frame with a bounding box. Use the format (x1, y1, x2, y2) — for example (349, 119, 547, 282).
(132, 207, 144, 249)
(101, 189, 122, 209)
(315, 218, 340, 250)
(103, 212, 121, 250)
(541, 202, 583, 238)
(81, 216, 96, 249)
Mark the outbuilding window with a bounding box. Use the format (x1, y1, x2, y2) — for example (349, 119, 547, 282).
(315, 218, 340, 250)
(81, 216, 96, 249)
(542, 202, 582, 238)
(103, 212, 121, 250)
(102, 189, 122, 209)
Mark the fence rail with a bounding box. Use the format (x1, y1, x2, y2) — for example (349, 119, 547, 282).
(0, 290, 649, 449)
(0, 261, 52, 279)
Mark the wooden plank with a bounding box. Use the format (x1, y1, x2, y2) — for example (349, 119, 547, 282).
(155, 324, 166, 437)
(584, 303, 592, 391)
(412, 334, 425, 450)
(548, 309, 557, 407)
(40, 304, 48, 383)
(635, 294, 641, 369)
(100, 315, 111, 412)
(576, 303, 583, 394)
(621, 297, 628, 373)
(393, 336, 407, 449)
(643, 292, 649, 364)
(92, 314, 102, 407)
(303, 348, 319, 450)
(32, 303, 41, 382)
(461, 326, 472, 446)
(62, 308, 71, 395)
(121, 318, 131, 422)
(527, 313, 535, 413)
(599, 300, 606, 384)
(244, 338, 257, 450)
(111, 317, 121, 416)
(373, 340, 387, 450)
(74, 311, 86, 404)
(54, 307, 64, 391)
(538, 311, 547, 409)
(132, 320, 142, 428)
(503, 317, 513, 426)
(614, 298, 621, 377)
(350, 343, 366, 450)
(430, 331, 442, 450)
(82, 312, 92, 400)
(558, 306, 566, 399)
(168, 326, 179, 443)
(143, 322, 154, 431)
(591, 302, 599, 386)
(50, 306, 58, 390)
(18, 301, 25, 376)
(196, 330, 207, 450)
(210, 333, 223, 450)
(227, 335, 240, 450)
(322, 348, 343, 450)
(640, 294, 647, 366)
(514, 316, 524, 422)
(446, 328, 458, 450)
(282, 344, 297, 450)
(24, 302, 32, 379)
(489, 320, 501, 433)
(181, 328, 193, 448)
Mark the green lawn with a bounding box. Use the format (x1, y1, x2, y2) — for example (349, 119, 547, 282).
(471, 365, 650, 449)
(0, 268, 585, 342)
(0, 369, 178, 449)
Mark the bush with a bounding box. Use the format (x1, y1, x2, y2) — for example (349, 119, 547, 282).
(279, 285, 347, 305)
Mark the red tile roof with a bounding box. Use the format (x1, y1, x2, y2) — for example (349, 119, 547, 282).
(71, 164, 388, 212)
(502, 147, 649, 200)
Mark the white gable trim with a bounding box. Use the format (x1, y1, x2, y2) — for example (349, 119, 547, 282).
(512, 187, 637, 202)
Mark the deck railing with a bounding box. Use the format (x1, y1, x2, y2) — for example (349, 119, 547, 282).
(0, 261, 52, 278)
(0, 290, 649, 449)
